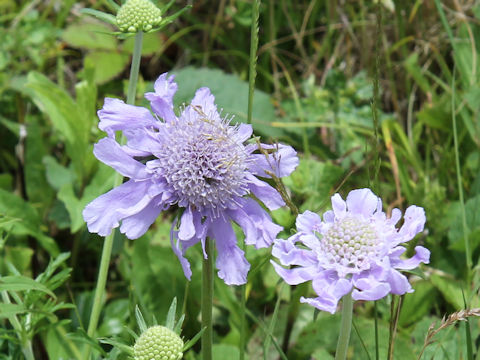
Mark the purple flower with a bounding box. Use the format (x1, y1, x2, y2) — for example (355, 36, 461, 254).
(271, 188, 430, 313)
(83, 73, 299, 285)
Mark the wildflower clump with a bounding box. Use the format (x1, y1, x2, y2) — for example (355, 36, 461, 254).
(134, 325, 183, 360)
(116, 0, 162, 33)
(271, 188, 430, 313)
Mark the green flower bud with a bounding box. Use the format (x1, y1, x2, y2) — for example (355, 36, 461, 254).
(116, 0, 162, 33)
(134, 326, 184, 360)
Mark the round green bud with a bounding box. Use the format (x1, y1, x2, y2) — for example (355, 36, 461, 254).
(116, 0, 162, 33)
(134, 326, 183, 360)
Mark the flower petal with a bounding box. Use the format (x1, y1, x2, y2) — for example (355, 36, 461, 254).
(228, 198, 282, 248)
(302, 272, 353, 314)
(249, 144, 299, 178)
(296, 210, 322, 233)
(98, 98, 158, 137)
(145, 73, 178, 123)
(93, 137, 148, 179)
(209, 218, 250, 285)
(170, 220, 193, 280)
(190, 87, 220, 118)
(331, 193, 346, 219)
(398, 205, 426, 241)
(390, 246, 430, 270)
(272, 237, 317, 266)
(271, 261, 315, 285)
(179, 206, 195, 241)
(346, 188, 380, 217)
(235, 123, 253, 143)
(83, 180, 154, 237)
(246, 174, 285, 210)
(120, 200, 162, 239)
(386, 269, 412, 295)
(352, 276, 390, 301)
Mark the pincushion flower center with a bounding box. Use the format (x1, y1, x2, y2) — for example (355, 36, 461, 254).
(155, 117, 249, 211)
(320, 216, 380, 272)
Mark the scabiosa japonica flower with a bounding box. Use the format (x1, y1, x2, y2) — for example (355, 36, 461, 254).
(82, 73, 299, 285)
(271, 188, 430, 314)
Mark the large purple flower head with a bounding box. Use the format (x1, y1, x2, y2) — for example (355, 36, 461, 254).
(83, 73, 298, 285)
(271, 188, 430, 313)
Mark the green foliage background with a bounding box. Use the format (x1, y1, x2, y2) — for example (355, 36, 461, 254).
(1, 0, 480, 359)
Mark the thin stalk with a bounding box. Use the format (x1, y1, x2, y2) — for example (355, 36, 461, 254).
(335, 293, 353, 360)
(201, 238, 214, 360)
(374, 301, 379, 360)
(239, 282, 246, 360)
(241, 2, 260, 357)
(247, 0, 260, 125)
(84, 31, 144, 360)
(451, 70, 471, 271)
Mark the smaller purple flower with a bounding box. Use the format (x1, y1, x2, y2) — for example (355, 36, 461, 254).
(271, 188, 430, 314)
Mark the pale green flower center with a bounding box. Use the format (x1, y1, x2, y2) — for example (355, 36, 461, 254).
(320, 216, 380, 271)
(134, 326, 183, 360)
(116, 0, 162, 33)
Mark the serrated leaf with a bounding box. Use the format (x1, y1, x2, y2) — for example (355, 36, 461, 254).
(0, 275, 55, 298)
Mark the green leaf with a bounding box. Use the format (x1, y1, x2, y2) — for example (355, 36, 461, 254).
(0, 189, 59, 256)
(213, 344, 240, 360)
(135, 305, 148, 333)
(0, 275, 55, 298)
(80, 8, 117, 26)
(123, 32, 164, 56)
(23, 72, 90, 179)
(448, 194, 480, 252)
(43, 156, 76, 191)
(165, 297, 177, 330)
(399, 280, 437, 327)
(171, 67, 285, 138)
(430, 273, 474, 309)
(62, 22, 117, 50)
(84, 51, 130, 85)
(57, 164, 115, 233)
(0, 303, 27, 319)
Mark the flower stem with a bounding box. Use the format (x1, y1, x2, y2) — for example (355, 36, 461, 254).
(247, 0, 260, 125)
(84, 31, 144, 360)
(201, 238, 214, 360)
(127, 31, 143, 105)
(335, 293, 353, 360)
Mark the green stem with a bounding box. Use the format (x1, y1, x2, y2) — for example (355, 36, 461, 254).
(84, 31, 144, 360)
(201, 238, 214, 360)
(335, 293, 353, 360)
(247, 0, 260, 125)
(127, 31, 143, 105)
(239, 275, 247, 360)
